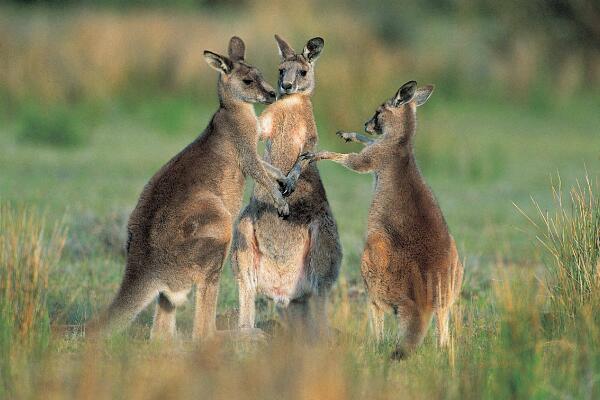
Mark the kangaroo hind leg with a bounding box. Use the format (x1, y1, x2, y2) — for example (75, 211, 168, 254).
(231, 214, 259, 330)
(151, 293, 177, 340)
(151, 288, 190, 340)
(191, 234, 232, 340)
(304, 216, 342, 339)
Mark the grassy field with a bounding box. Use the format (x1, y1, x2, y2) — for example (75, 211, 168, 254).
(1, 92, 599, 398)
(1, 1, 600, 398)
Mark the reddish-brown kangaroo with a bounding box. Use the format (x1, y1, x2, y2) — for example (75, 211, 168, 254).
(306, 81, 463, 358)
(90, 37, 292, 340)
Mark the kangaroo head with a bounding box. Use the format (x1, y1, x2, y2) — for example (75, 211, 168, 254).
(364, 81, 434, 141)
(204, 36, 276, 106)
(274, 34, 324, 96)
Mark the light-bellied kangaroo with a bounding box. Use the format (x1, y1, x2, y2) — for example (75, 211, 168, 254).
(306, 81, 463, 358)
(231, 35, 342, 338)
(91, 37, 292, 340)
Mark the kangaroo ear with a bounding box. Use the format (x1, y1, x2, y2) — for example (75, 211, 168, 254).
(228, 36, 245, 62)
(414, 85, 434, 106)
(391, 80, 417, 107)
(203, 51, 233, 74)
(274, 34, 295, 60)
(302, 37, 324, 63)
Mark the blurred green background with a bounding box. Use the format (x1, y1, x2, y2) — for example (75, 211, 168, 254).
(0, 0, 599, 325)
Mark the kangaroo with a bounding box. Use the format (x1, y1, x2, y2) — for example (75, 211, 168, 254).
(90, 37, 292, 340)
(230, 35, 342, 338)
(306, 81, 463, 358)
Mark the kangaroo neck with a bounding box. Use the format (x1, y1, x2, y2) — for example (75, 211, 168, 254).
(378, 149, 427, 201)
(277, 93, 311, 110)
(212, 101, 258, 140)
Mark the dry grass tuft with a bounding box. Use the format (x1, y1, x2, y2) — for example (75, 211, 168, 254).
(0, 202, 66, 394)
(517, 174, 600, 325)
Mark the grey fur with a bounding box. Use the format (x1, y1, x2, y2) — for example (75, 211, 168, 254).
(231, 35, 341, 340)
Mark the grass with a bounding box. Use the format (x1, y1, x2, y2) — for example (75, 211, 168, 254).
(518, 174, 600, 329)
(16, 105, 88, 148)
(0, 205, 66, 397)
(0, 92, 599, 398)
(0, 4, 599, 395)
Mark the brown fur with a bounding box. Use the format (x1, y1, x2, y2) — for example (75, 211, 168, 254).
(231, 35, 341, 339)
(89, 37, 291, 340)
(309, 81, 463, 357)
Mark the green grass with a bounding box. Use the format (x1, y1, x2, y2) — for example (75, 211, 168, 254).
(0, 205, 66, 397)
(0, 95, 599, 398)
(15, 105, 91, 148)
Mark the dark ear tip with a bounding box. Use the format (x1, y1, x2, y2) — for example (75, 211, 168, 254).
(308, 37, 324, 48)
(203, 50, 212, 56)
(404, 80, 417, 88)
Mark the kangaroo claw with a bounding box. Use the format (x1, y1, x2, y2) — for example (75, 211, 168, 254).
(299, 151, 315, 161)
(277, 201, 290, 219)
(278, 177, 296, 198)
(336, 131, 353, 142)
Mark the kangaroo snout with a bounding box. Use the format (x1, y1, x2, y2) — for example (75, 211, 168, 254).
(264, 89, 277, 104)
(261, 85, 277, 104)
(281, 81, 293, 92)
(261, 82, 277, 104)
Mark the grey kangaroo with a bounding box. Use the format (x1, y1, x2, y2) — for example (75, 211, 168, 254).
(90, 37, 292, 340)
(306, 81, 463, 358)
(231, 35, 342, 338)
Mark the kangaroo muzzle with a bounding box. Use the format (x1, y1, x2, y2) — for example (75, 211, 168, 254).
(279, 69, 296, 94)
(365, 118, 377, 134)
(260, 82, 277, 104)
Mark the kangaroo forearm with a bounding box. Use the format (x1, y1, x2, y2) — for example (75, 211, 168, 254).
(248, 164, 277, 191)
(354, 133, 375, 145)
(286, 156, 311, 181)
(338, 131, 376, 146)
(260, 159, 286, 181)
(315, 151, 373, 173)
(242, 152, 276, 189)
(243, 156, 289, 216)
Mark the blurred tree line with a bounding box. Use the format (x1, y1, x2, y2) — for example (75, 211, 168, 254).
(0, 0, 598, 116)
(5, 0, 597, 81)
(355, 0, 599, 84)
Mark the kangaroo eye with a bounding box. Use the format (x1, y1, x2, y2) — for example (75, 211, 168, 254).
(243, 79, 253, 85)
(299, 70, 307, 77)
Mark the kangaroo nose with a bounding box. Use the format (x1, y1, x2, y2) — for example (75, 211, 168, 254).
(268, 90, 276, 98)
(282, 82, 292, 90)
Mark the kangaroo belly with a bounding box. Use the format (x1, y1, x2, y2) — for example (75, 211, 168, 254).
(254, 225, 314, 306)
(257, 256, 313, 306)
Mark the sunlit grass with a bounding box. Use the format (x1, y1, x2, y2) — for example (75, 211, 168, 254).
(518, 174, 600, 329)
(0, 175, 598, 399)
(0, 203, 66, 396)
(0, 4, 598, 396)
